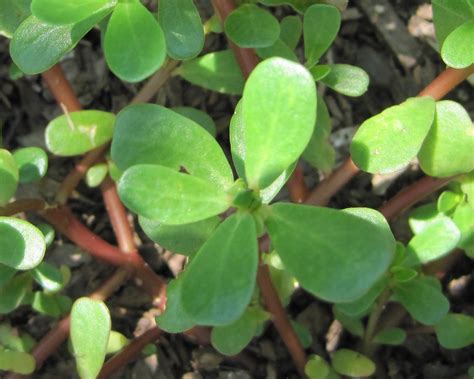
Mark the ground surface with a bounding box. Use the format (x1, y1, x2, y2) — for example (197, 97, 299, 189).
(0, 1, 473, 378)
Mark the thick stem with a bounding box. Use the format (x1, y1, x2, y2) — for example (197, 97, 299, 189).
(42, 65, 82, 112)
(0, 199, 47, 216)
(287, 165, 310, 203)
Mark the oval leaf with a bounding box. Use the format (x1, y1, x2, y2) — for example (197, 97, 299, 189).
(441, 19, 474, 68)
(71, 298, 111, 379)
(46, 110, 115, 156)
(171, 107, 216, 137)
(351, 97, 436, 174)
(266, 205, 395, 302)
(104, 2, 166, 82)
(0, 0, 32, 38)
(0, 348, 35, 375)
(432, 0, 474, 45)
(280, 15, 302, 49)
(181, 213, 258, 326)
(373, 327, 406, 345)
(320, 64, 369, 97)
(118, 164, 230, 225)
(158, 0, 204, 60)
(85, 163, 108, 188)
(435, 313, 474, 349)
(332, 349, 375, 377)
(0, 274, 32, 314)
(31, 261, 65, 293)
(0, 149, 19, 205)
(13, 147, 48, 183)
(0, 217, 45, 270)
(225, 4, 280, 48)
(418, 100, 474, 177)
(242, 57, 316, 189)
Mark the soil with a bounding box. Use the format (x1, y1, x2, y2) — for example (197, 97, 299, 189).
(0, 1, 473, 378)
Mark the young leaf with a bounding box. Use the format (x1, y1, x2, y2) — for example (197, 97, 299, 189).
(0, 324, 35, 352)
(280, 15, 302, 49)
(452, 203, 474, 258)
(11, 11, 108, 74)
(310, 64, 331, 81)
(408, 203, 444, 234)
(0, 274, 32, 314)
(32, 292, 72, 317)
(37, 223, 55, 248)
(181, 213, 258, 326)
(303, 4, 341, 67)
(418, 100, 474, 177)
(256, 39, 299, 62)
(45, 110, 115, 157)
(70, 298, 111, 379)
(171, 107, 216, 137)
(331, 349, 375, 377)
(266, 205, 395, 302)
(0, 217, 46, 270)
(0, 348, 35, 375)
(177, 50, 245, 95)
(31, 0, 116, 25)
(118, 164, 230, 225)
(139, 215, 220, 255)
(305, 355, 330, 379)
(85, 163, 108, 188)
(0, 0, 32, 38)
(333, 306, 364, 337)
(0, 264, 16, 288)
(0, 149, 19, 205)
(242, 58, 316, 189)
(320, 64, 369, 97)
(393, 276, 449, 325)
(158, 0, 204, 60)
(111, 104, 233, 190)
(373, 327, 406, 345)
(13, 147, 48, 183)
(391, 266, 418, 283)
(224, 4, 280, 48)
(404, 217, 460, 266)
(351, 97, 436, 174)
(437, 190, 462, 213)
(31, 262, 65, 293)
(435, 313, 474, 349)
(104, 1, 166, 82)
(106, 331, 129, 354)
(432, 0, 474, 46)
(441, 20, 474, 68)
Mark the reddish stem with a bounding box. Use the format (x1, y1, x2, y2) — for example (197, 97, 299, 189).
(287, 165, 310, 203)
(0, 199, 47, 216)
(42, 65, 82, 112)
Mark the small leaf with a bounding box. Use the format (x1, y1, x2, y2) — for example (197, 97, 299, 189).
(0, 324, 35, 352)
(256, 39, 299, 61)
(31, 262, 65, 293)
(418, 100, 474, 177)
(266, 205, 395, 302)
(441, 19, 474, 68)
(305, 355, 330, 379)
(351, 97, 436, 174)
(242, 57, 316, 189)
(452, 202, 474, 258)
(158, 0, 204, 60)
(177, 50, 245, 95)
(32, 292, 71, 317)
(139, 215, 220, 255)
(71, 298, 111, 379)
(435, 313, 474, 349)
(332, 349, 375, 377)
(0, 149, 19, 205)
(310, 64, 331, 81)
(111, 104, 233, 190)
(181, 213, 258, 326)
(373, 327, 406, 345)
(172, 107, 216, 137)
(118, 164, 230, 224)
(303, 4, 341, 67)
(458, 172, 474, 208)
(45, 110, 115, 157)
(437, 190, 462, 213)
(106, 331, 129, 354)
(408, 203, 444, 234)
(333, 306, 364, 337)
(0, 274, 32, 314)
(0, 217, 46, 270)
(13, 147, 48, 183)
(0, 348, 35, 375)
(390, 266, 418, 283)
(225, 4, 280, 48)
(393, 276, 449, 325)
(280, 15, 302, 49)
(104, 2, 166, 82)
(0, 264, 17, 288)
(31, 0, 116, 25)
(0, 0, 32, 38)
(85, 163, 108, 188)
(321, 64, 369, 97)
(37, 223, 55, 247)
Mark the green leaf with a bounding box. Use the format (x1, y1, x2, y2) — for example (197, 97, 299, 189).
(181, 213, 258, 326)
(333, 306, 364, 337)
(441, 20, 474, 68)
(11, 11, 109, 74)
(310, 64, 331, 81)
(291, 320, 313, 348)
(31, 0, 116, 25)
(139, 215, 220, 255)
(106, 331, 129, 354)
(32, 292, 71, 317)
(171, 107, 216, 137)
(305, 355, 330, 379)
(85, 163, 108, 188)
(256, 39, 299, 62)
(0, 348, 36, 375)
(0, 149, 19, 205)
(45, 110, 115, 157)
(303, 94, 335, 173)
(459, 172, 474, 208)
(158, 0, 204, 60)
(303, 4, 341, 67)
(111, 104, 233, 190)
(0, 264, 17, 288)
(437, 190, 463, 213)
(393, 276, 449, 325)
(0, 324, 35, 352)
(224, 4, 280, 48)
(332, 349, 375, 377)
(418, 100, 474, 177)
(280, 15, 302, 49)
(435, 313, 474, 349)
(31, 262, 65, 293)
(0, 0, 32, 38)
(321, 64, 369, 97)
(0, 217, 46, 270)
(432, 0, 474, 46)
(452, 202, 474, 258)
(177, 50, 245, 95)
(242, 58, 316, 189)
(373, 327, 406, 345)
(266, 205, 395, 302)
(118, 164, 230, 224)
(390, 266, 418, 283)
(408, 203, 444, 234)
(155, 277, 195, 333)
(71, 298, 111, 379)
(351, 97, 436, 174)
(0, 274, 32, 314)
(104, 2, 166, 82)
(13, 147, 48, 183)
(37, 223, 55, 248)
